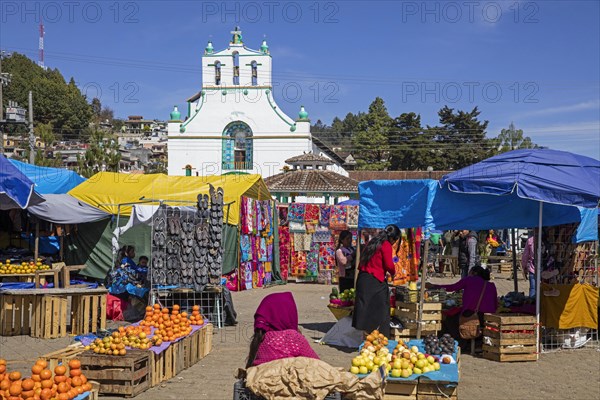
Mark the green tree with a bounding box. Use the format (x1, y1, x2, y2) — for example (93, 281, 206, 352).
(76, 130, 121, 178)
(352, 97, 392, 170)
(493, 122, 537, 153)
(389, 112, 439, 170)
(434, 106, 490, 170)
(36, 122, 55, 147)
(34, 150, 63, 167)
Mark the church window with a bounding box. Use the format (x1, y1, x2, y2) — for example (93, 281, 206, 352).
(222, 121, 253, 170)
(233, 52, 240, 85)
(251, 61, 258, 86)
(215, 61, 221, 85)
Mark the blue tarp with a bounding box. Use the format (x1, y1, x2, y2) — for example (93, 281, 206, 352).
(440, 149, 600, 209)
(9, 159, 85, 194)
(1, 156, 45, 209)
(358, 180, 598, 242)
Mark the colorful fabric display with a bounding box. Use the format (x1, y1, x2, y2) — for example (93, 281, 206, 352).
(304, 204, 320, 224)
(313, 226, 332, 243)
(329, 205, 348, 230)
(241, 197, 251, 234)
(306, 241, 320, 276)
(292, 251, 307, 275)
(243, 262, 253, 291)
(319, 205, 332, 226)
(288, 203, 305, 223)
(305, 223, 317, 234)
(256, 263, 264, 288)
(346, 206, 359, 229)
(293, 233, 312, 252)
(240, 235, 252, 262)
(259, 237, 268, 262)
(289, 221, 306, 233)
(319, 243, 336, 270)
(264, 272, 272, 285)
(278, 226, 290, 279)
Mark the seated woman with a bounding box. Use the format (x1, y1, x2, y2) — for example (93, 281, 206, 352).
(247, 292, 319, 367)
(106, 246, 149, 301)
(244, 292, 385, 400)
(428, 266, 497, 348)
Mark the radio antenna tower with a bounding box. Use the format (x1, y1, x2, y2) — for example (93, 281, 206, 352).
(38, 20, 46, 70)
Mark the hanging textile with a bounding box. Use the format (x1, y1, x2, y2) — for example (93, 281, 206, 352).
(288, 203, 305, 223)
(313, 226, 332, 243)
(346, 206, 359, 229)
(393, 233, 411, 285)
(259, 237, 268, 262)
(304, 204, 320, 224)
(289, 221, 306, 233)
(278, 226, 291, 280)
(330, 205, 348, 230)
(319, 205, 332, 227)
(305, 223, 317, 234)
(409, 228, 420, 281)
(240, 235, 252, 262)
(319, 242, 336, 271)
(306, 241, 320, 276)
(292, 251, 307, 275)
(243, 262, 253, 290)
(293, 233, 312, 252)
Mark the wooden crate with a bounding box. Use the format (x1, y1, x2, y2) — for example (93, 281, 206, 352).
(70, 293, 107, 335)
(385, 380, 418, 400)
(201, 323, 213, 358)
(417, 381, 458, 400)
(40, 345, 86, 374)
(396, 302, 442, 325)
(392, 328, 439, 341)
(78, 350, 150, 398)
(0, 294, 32, 335)
(151, 342, 179, 386)
(31, 295, 69, 338)
(482, 313, 537, 362)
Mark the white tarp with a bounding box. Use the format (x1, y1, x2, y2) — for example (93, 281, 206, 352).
(112, 205, 160, 255)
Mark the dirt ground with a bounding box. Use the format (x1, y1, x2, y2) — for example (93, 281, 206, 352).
(2, 273, 599, 400)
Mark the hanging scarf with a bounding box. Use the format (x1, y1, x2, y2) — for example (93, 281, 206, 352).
(313, 226, 332, 243)
(319, 205, 332, 227)
(288, 203, 305, 223)
(329, 205, 348, 230)
(304, 204, 320, 224)
(346, 206, 359, 229)
(278, 206, 289, 226)
(319, 242, 336, 271)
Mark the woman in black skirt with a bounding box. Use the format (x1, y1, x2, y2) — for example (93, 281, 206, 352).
(352, 225, 400, 339)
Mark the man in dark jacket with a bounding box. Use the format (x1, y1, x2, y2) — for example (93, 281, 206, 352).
(458, 230, 478, 278)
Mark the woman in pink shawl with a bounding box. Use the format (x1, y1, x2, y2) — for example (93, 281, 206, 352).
(246, 292, 320, 368)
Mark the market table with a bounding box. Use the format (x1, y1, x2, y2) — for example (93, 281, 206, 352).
(0, 287, 107, 337)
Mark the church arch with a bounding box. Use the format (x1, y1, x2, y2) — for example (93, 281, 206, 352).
(222, 121, 253, 170)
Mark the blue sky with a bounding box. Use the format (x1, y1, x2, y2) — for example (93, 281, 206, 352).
(1, 0, 599, 159)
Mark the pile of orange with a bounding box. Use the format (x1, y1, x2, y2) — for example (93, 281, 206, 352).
(140, 304, 202, 343)
(0, 358, 92, 400)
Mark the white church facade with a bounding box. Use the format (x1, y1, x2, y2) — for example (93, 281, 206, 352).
(167, 27, 347, 178)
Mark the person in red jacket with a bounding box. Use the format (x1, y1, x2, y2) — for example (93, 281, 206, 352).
(352, 224, 400, 338)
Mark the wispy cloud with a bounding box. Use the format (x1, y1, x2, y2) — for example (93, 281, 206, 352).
(516, 100, 600, 118)
(520, 121, 600, 159)
(270, 46, 305, 60)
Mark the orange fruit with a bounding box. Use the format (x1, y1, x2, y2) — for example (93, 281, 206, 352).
(0, 359, 5, 366)
(0, 380, 10, 390)
(54, 375, 67, 384)
(54, 366, 66, 376)
(40, 388, 52, 400)
(39, 370, 51, 381)
(69, 369, 81, 377)
(8, 372, 21, 381)
(68, 360, 80, 370)
(40, 380, 52, 389)
(35, 360, 47, 369)
(22, 379, 34, 391)
(8, 383, 22, 396)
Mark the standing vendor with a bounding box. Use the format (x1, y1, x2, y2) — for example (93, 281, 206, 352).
(336, 230, 356, 292)
(352, 224, 400, 338)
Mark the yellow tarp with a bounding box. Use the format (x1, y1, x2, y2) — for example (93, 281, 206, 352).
(68, 172, 272, 226)
(541, 283, 599, 330)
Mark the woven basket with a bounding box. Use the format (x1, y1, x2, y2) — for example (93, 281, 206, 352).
(327, 304, 353, 320)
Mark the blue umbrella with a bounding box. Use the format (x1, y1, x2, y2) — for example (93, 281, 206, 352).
(0, 156, 45, 210)
(440, 149, 600, 358)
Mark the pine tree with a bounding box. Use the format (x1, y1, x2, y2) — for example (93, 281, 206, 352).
(352, 98, 392, 170)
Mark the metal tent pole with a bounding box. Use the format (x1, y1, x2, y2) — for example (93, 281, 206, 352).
(417, 235, 430, 340)
(535, 202, 543, 359)
(512, 228, 518, 292)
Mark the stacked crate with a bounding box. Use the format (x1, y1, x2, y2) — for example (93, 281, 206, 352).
(392, 302, 442, 340)
(482, 313, 537, 362)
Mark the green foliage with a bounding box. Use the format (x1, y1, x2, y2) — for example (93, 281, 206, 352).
(34, 150, 63, 167)
(76, 130, 121, 178)
(351, 97, 392, 170)
(493, 122, 538, 153)
(2, 53, 92, 136)
(35, 122, 55, 146)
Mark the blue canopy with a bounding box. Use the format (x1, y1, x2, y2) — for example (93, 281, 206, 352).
(9, 159, 85, 194)
(440, 149, 600, 209)
(0, 156, 45, 210)
(337, 199, 359, 206)
(358, 180, 597, 242)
